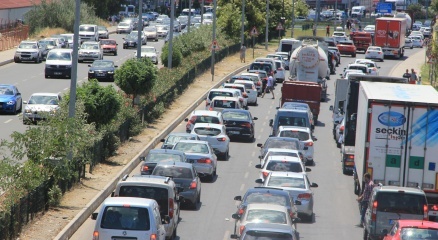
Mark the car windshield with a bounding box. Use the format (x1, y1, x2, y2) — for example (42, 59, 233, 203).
(101, 206, 150, 230)
(81, 44, 99, 50)
(267, 176, 306, 188)
(157, 26, 168, 31)
(266, 160, 303, 172)
(146, 153, 182, 163)
(98, 26, 106, 31)
(46, 51, 71, 61)
(278, 116, 306, 127)
(100, 40, 116, 45)
(279, 130, 310, 141)
(265, 138, 299, 150)
(224, 86, 244, 93)
(61, 35, 73, 41)
(141, 47, 155, 53)
(245, 192, 288, 206)
(0, 86, 14, 95)
(399, 228, 438, 239)
(246, 209, 287, 224)
(174, 142, 209, 154)
(208, 91, 233, 100)
(243, 231, 293, 240)
(213, 99, 236, 108)
(194, 127, 221, 136)
(223, 111, 249, 121)
(79, 26, 95, 32)
(265, 151, 298, 158)
(19, 43, 37, 49)
(119, 22, 129, 26)
(166, 135, 197, 145)
(250, 63, 272, 73)
(28, 95, 58, 105)
(152, 166, 193, 178)
(190, 115, 220, 124)
(39, 40, 56, 46)
(92, 61, 113, 68)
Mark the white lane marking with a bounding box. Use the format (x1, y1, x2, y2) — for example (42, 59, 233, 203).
(251, 152, 255, 157)
(240, 184, 245, 191)
(4, 119, 12, 123)
(262, 121, 266, 126)
(270, 105, 273, 109)
(64, 88, 69, 91)
(268, 110, 271, 114)
(223, 230, 230, 240)
(257, 135, 261, 140)
(244, 172, 249, 179)
(265, 115, 269, 120)
(260, 128, 264, 133)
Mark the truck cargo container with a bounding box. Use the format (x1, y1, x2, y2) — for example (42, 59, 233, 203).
(281, 81, 321, 122)
(375, 18, 406, 59)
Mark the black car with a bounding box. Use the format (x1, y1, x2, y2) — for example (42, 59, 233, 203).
(139, 149, 187, 175)
(222, 109, 257, 142)
(123, 35, 139, 49)
(324, 37, 337, 47)
(233, 187, 301, 222)
(87, 60, 118, 82)
(160, 132, 200, 149)
(38, 43, 50, 60)
(50, 35, 69, 48)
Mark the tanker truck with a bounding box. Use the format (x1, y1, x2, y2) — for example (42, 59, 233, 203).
(288, 40, 329, 101)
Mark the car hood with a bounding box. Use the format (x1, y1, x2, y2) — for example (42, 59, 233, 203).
(25, 104, 58, 112)
(0, 95, 16, 102)
(16, 48, 39, 53)
(79, 31, 94, 35)
(140, 52, 157, 58)
(46, 59, 71, 65)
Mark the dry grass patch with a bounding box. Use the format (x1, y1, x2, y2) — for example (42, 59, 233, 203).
(30, 27, 68, 39)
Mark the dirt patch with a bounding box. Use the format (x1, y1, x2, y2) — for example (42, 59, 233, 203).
(17, 45, 277, 240)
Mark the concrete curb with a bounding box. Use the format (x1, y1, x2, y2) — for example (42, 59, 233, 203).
(389, 48, 426, 78)
(54, 62, 250, 240)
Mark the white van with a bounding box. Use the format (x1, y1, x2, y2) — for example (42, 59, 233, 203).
(79, 24, 99, 42)
(277, 38, 300, 55)
(181, 8, 196, 17)
(44, 49, 73, 79)
(91, 197, 167, 240)
(351, 6, 366, 18)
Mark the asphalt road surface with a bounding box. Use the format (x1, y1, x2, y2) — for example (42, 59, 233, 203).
(67, 48, 422, 240)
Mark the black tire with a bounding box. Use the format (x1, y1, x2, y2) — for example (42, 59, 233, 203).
(78, 60, 83, 63)
(14, 59, 20, 63)
(45, 74, 49, 78)
(197, 191, 201, 203)
(114, 51, 117, 56)
(352, 53, 356, 57)
(223, 150, 229, 161)
(17, 102, 22, 113)
(206, 173, 214, 182)
(363, 228, 369, 240)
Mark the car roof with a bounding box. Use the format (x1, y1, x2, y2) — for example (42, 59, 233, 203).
(211, 96, 239, 101)
(266, 156, 302, 162)
(167, 132, 198, 138)
(348, 63, 367, 67)
(224, 83, 245, 88)
(30, 92, 60, 97)
(119, 174, 175, 185)
(278, 126, 311, 132)
(240, 73, 259, 77)
(266, 137, 300, 142)
(48, 49, 72, 53)
(248, 70, 267, 74)
(375, 185, 426, 195)
(265, 148, 300, 153)
(269, 171, 306, 178)
(155, 161, 193, 168)
(148, 149, 185, 155)
(82, 41, 99, 44)
(192, 123, 223, 129)
(192, 109, 221, 116)
(175, 139, 209, 145)
(246, 203, 289, 211)
(103, 196, 156, 207)
(246, 187, 289, 195)
(243, 222, 294, 234)
(396, 220, 438, 229)
(234, 80, 254, 85)
(209, 88, 237, 94)
(277, 108, 307, 113)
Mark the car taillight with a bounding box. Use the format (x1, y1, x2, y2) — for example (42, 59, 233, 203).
(372, 200, 377, 221)
(378, 51, 382, 54)
(304, 142, 313, 147)
(241, 123, 251, 128)
(141, 165, 149, 172)
(424, 204, 429, 220)
(239, 225, 245, 234)
(198, 158, 212, 164)
(262, 171, 269, 178)
(169, 198, 174, 218)
(150, 234, 157, 240)
(217, 137, 227, 141)
(93, 231, 99, 240)
(190, 180, 197, 189)
(431, 204, 438, 211)
(298, 193, 312, 200)
(238, 208, 244, 215)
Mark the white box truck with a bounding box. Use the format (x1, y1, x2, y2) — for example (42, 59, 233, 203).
(354, 81, 438, 220)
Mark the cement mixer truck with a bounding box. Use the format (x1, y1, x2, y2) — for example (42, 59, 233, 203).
(288, 41, 329, 102)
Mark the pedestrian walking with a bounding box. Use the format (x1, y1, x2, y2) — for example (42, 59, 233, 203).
(346, 20, 351, 30)
(357, 173, 374, 227)
(358, 23, 362, 31)
(402, 69, 411, 81)
(410, 69, 418, 84)
(240, 44, 247, 63)
(351, 22, 356, 32)
(326, 25, 330, 37)
(262, 74, 275, 99)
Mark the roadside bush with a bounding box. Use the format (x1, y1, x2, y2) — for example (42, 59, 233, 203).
(161, 45, 183, 67)
(48, 185, 62, 207)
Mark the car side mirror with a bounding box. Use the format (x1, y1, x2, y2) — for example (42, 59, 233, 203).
(305, 167, 312, 172)
(140, 156, 146, 161)
(276, 107, 280, 110)
(184, 118, 189, 122)
(269, 119, 273, 126)
(329, 105, 334, 111)
(255, 179, 263, 184)
(311, 183, 318, 187)
(257, 143, 262, 148)
(91, 212, 98, 220)
(231, 213, 241, 220)
(116, 43, 118, 45)
(88, 65, 92, 67)
(23, 101, 28, 104)
(162, 215, 171, 224)
(253, 117, 258, 120)
(115, 65, 118, 68)
(255, 164, 262, 169)
(160, 138, 165, 142)
(234, 196, 242, 201)
(230, 234, 238, 239)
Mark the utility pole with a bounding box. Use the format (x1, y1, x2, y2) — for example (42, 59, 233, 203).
(241, 0, 245, 45)
(168, 0, 175, 68)
(188, 0, 192, 32)
(137, 0, 143, 59)
(265, 0, 269, 50)
(291, 0, 294, 38)
(201, 0, 204, 23)
(69, 0, 80, 118)
(211, 0, 217, 81)
(314, 0, 320, 37)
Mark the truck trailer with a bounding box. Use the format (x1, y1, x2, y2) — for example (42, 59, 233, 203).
(375, 17, 406, 59)
(281, 80, 321, 122)
(354, 81, 438, 220)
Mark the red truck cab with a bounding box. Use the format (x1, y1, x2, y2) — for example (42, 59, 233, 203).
(281, 81, 321, 122)
(349, 31, 373, 52)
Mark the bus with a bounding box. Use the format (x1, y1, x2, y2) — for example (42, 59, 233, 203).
(120, 4, 136, 16)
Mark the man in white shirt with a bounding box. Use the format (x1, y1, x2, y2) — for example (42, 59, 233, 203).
(262, 74, 275, 99)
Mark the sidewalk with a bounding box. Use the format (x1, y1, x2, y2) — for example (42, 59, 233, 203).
(389, 48, 426, 79)
(0, 26, 118, 67)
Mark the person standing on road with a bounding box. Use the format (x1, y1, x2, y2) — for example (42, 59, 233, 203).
(240, 44, 247, 63)
(403, 69, 411, 82)
(262, 74, 275, 99)
(357, 173, 374, 227)
(410, 69, 418, 84)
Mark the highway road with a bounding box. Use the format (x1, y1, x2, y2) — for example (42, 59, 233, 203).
(67, 48, 423, 240)
(0, 31, 166, 143)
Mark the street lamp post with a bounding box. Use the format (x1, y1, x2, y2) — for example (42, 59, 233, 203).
(291, 0, 294, 38)
(211, 0, 217, 81)
(69, 0, 81, 118)
(137, 0, 143, 59)
(265, 0, 269, 50)
(241, 0, 245, 45)
(167, 0, 175, 68)
(188, 0, 192, 32)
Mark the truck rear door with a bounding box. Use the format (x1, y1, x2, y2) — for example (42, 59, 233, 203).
(375, 20, 390, 48)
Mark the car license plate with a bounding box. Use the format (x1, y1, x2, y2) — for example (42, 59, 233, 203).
(229, 131, 240, 134)
(129, 43, 134, 46)
(21, 57, 30, 60)
(103, 50, 110, 52)
(96, 73, 105, 76)
(54, 72, 62, 75)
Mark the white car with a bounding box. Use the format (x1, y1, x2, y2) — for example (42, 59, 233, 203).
(129, 31, 147, 45)
(223, 83, 248, 110)
(116, 22, 133, 34)
(240, 73, 263, 96)
(234, 80, 257, 106)
(273, 59, 286, 82)
(45, 49, 73, 78)
(341, 69, 363, 79)
(143, 26, 159, 41)
(190, 123, 230, 160)
(259, 171, 319, 221)
(277, 126, 315, 165)
(411, 35, 423, 48)
(259, 148, 302, 167)
(363, 25, 375, 35)
(355, 59, 380, 75)
(184, 109, 224, 133)
(404, 37, 414, 49)
(421, 27, 432, 38)
(275, 52, 290, 69)
(409, 31, 424, 39)
(332, 31, 347, 38)
(205, 88, 241, 110)
(14, 40, 42, 63)
(136, 46, 158, 64)
(156, 15, 169, 23)
(78, 41, 103, 62)
(255, 155, 309, 182)
(22, 93, 61, 124)
(156, 25, 169, 37)
(364, 46, 384, 62)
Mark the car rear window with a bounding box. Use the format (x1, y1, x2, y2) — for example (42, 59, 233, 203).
(348, 66, 367, 73)
(243, 231, 293, 240)
(152, 166, 193, 179)
(222, 111, 249, 120)
(174, 142, 209, 154)
(245, 192, 288, 206)
(249, 62, 273, 73)
(266, 160, 303, 172)
(194, 127, 221, 136)
(376, 192, 426, 214)
(191, 115, 221, 124)
(267, 176, 305, 189)
(266, 151, 299, 158)
(236, 82, 253, 90)
(146, 153, 183, 162)
(399, 228, 438, 239)
(119, 186, 169, 217)
(278, 116, 307, 127)
(246, 209, 287, 224)
(224, 85, 245, 93)
(213, 99, 236, 109)
(279, 130, 310, 141)
(101, 206, 150, 230)
(166, 135, 197, 145)
(265, 138, 299, 150)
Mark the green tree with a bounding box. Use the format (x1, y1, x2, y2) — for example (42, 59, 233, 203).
(217, 3, 241, 41)
(161, 45, 183, 67)
(408, 3, 424, 19)
(193, 0, 201, 10)
(115, 57, 158, 107)
(83, 0, 126, 19)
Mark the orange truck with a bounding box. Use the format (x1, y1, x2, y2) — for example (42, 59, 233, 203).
(375, 17, 406, 59)
(349, 31, 373, 52)
(280, 81, 321, 121)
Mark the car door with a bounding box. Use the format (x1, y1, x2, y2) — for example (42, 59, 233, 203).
(14, 87, 22, 107)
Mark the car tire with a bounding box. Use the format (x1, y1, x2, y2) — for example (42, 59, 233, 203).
(45, 74, 49, 78)
(197, 191, 201, 203)
(14, 59, 20, 63)
(363, 228, 369, 240)
(114, 51, 117, 56)
(352, 53, 356, 57)
(223, 150, 229, 161)
(411, 46, 413, 49)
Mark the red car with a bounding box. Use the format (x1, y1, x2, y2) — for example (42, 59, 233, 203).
(383, 220, 438, 239)
(336, 40, 357, 57)
(100, 39, 118, 56)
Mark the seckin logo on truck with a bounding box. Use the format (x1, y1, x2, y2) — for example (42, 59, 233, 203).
(376, 111, 407, 140)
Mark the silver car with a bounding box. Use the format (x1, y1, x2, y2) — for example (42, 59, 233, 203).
(23, 93, 61, 124)
(172, 140, 217, 182)
(190, 123, 230, 160)
(78, 41, 103, 62)
(143, 26, 159, 41)
(261, 171, 318, 222)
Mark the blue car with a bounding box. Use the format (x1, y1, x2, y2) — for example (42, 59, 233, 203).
(0, 84, 22, 114)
